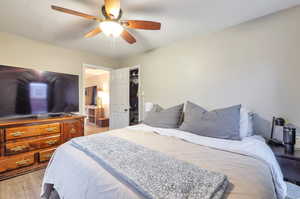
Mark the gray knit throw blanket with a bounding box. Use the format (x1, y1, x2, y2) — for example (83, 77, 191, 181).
(71, 134, 228, 199)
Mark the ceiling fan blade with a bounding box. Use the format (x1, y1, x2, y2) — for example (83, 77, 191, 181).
(121, 30, 136, 44)
(84, 27, 102, 38)
(104, 0, 120, 19)
(121, 20, 161, 30)
(51, 5, 100, 21)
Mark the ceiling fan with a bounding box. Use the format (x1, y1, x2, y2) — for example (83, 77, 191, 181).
(51, 0, 161, 44)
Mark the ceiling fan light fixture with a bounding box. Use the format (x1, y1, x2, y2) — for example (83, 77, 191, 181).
(51, 2, 161, 44)
(99, 21, 124, 37)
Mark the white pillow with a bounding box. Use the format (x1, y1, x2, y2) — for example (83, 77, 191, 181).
(143, 102, 154, 120)
(247, 112, 254, 136)
(240, 107, 254, 139)
(144, 102, 154, 112)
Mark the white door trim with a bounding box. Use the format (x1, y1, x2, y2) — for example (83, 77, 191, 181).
(83, 63, 113, 72)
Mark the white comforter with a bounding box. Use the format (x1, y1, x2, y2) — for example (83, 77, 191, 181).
(128, 124, 286, 199)
(42, 124, 286, 199)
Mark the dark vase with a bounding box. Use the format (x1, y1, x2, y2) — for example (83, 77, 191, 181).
(283, 127, 296, 154)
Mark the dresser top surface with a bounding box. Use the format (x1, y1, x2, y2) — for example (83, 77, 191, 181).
(0, 115, 85, 127)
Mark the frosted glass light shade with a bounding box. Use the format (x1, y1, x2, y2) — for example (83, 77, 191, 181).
(99, 21, 124, 37)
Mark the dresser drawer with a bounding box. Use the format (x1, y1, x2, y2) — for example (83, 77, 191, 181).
(39, 134, 61, 149)
(5, 134, 61, 155)
(64, 120, 83, 141)
(39, 148, 56, 162)
(5, 123, 60, 140)
(40, 123, 61, 135)
(0, 153, 35, 173)
(6, 126, 40, 140)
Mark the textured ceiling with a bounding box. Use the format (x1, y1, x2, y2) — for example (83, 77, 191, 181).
(0, 0, 299, 58)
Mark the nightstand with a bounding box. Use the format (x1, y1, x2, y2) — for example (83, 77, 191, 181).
(269, 144, 300, 185)
(97, 118, 109, 127)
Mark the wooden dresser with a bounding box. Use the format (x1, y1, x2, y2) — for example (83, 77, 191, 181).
(0, 115, 85, 180)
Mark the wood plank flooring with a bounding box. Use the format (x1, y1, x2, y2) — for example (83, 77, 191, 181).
(0, 169, 45, 199)
(85, 125, 109, 135)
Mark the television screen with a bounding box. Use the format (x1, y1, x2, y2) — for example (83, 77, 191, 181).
(0, 65, 79, 119)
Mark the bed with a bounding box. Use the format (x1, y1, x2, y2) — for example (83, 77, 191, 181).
(41, 124, 286, 199)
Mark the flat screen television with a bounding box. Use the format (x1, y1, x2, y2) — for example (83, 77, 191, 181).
(0, 65, 79, 119)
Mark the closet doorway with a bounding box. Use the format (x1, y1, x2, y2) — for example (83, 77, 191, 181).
(110, 66, 141, 129)
(129, 68, 139, 125)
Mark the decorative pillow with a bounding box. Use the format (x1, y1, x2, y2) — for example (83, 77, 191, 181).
(247, 112, 254, 136)
(240, 107, 250, 139)
(240, 107, 255, 139)
(144, 102, 154, 112)
(143, 104, 184, 128)
(180, 102, 241, 140)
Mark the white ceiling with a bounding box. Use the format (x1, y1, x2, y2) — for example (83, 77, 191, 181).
(0, 0, 299, 59)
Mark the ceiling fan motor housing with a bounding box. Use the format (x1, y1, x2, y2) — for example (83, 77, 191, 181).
(101, 5, 122, 20)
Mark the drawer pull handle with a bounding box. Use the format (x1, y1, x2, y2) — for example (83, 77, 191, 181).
(11, 145, 27, 152)
(70, 128, 76, 134)
(11, 131, 25, 137)
(16, 159, 30, 166)
(44, 153, 53, 158)
(46, 127, 57, 132)
(45, 140, 58, 145)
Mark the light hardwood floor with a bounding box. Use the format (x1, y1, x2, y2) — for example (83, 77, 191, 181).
(85, 124, 109, 135)
(0, 169, 45, 199)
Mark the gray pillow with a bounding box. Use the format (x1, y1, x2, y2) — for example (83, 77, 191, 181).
(180, 102, 241, 140)
(143, 104, 184, 128)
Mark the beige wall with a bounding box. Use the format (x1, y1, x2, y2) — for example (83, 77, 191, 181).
(120, 6, 300, 132)
(85, 73, 110, 117)
(0, 32, 118, 113)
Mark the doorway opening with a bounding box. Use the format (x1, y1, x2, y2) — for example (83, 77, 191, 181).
(84, 66, 110, 135)
(129, 68, 139, 125)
